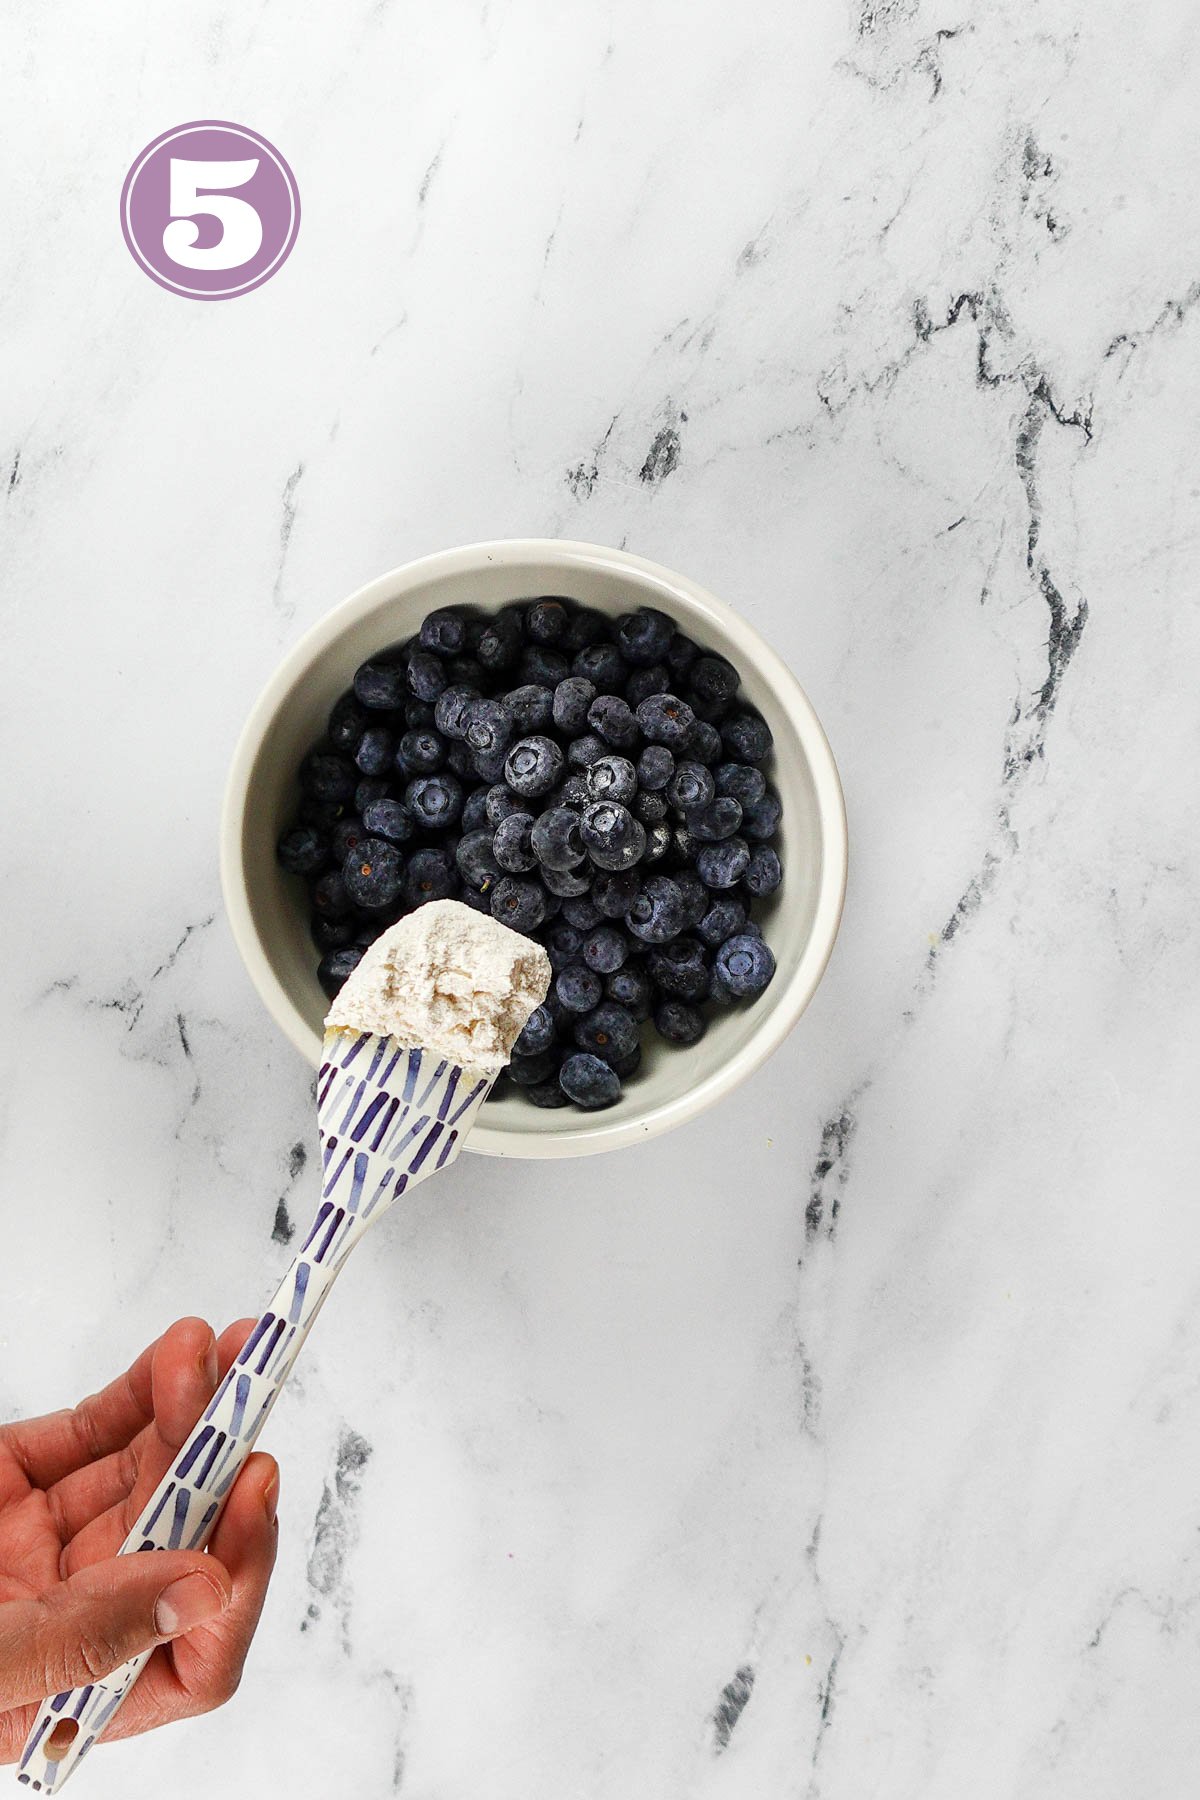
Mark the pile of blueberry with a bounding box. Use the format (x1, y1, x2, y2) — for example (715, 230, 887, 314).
(277, 598, 782, 1111)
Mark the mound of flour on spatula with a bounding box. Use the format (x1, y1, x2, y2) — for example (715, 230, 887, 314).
(325, 899, 551, 1072)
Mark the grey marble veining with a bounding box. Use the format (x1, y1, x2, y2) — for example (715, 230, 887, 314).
(3, 0, 1199, 1795)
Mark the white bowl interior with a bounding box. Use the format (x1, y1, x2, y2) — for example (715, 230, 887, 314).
(223, 543, 845, 1156)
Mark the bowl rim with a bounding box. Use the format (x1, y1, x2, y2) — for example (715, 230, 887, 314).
(220, 537, 848, 1157)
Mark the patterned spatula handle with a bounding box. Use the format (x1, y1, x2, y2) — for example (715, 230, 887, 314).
(18, 1037, 493, 1793)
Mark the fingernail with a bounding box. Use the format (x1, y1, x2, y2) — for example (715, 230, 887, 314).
(263, 1467, 280, 1523)
(200, 1337, 218, 1386)
(155, 1571, 226, 1637)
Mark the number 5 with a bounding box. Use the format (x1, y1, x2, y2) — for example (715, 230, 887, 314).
(163, 158, 262, 270)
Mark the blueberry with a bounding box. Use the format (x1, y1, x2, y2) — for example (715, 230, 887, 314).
(586, 754, 638, 805)
(541, 864, 593, 897)
(455, 829, 501, 897)
(419, 607, 468, 656)
(593, 869, 641, 918)
(674, 870, 709, 929)
(636, 692, 695, 749)
(446, 655, 487, 690)
(327, 693, 368, 754)
(743, 844, 782, 897)
(343, 838, 404, 909)
(354, 725, 394, 776)
(514, 1003, 555, 1057)
(493, 812, 537, 873)
(689, 720, 724, 764)
(643, 822, 671, 863)
(318, 946, 365, 998)
(574, 1000, 639, 1063)
(687, 796, 743, 841)
(503, 684, 555, 734)
(354, 777, 389, 814)
(460, 887, 493, 915)
(518, 645, 570, 688)
(524, 598, 570, 644)
(689, 654, 740, 708)
(396, 728, 444, 774)
(698, 896, 747, 947)
(559, 1052, 621, 1109)
(665, 632, 700, 681)
(581, 925, 628, 974)
(648, 940, 710, 1001)
(720, 711, 773, 763)
(508, 1049, 561, 1087)
(476, 610, 522, 674)
(301, 751, 357, 803)
(667, 761, 715, 812)
(485, 784, 530, 827)
(716, 933, 775, 997)
(552, 676, 596, 735)
(331, 815, 370, 860)
(588, 694, 639, 750)
(616, 607, 674, 667)
(526, 1078, 570, 1108)
(404, 846, 457, 907)
(447, 741, 475, 778)
(312, 871, 353, 917)
(353, 659, 406, 710)
(406, 651, 448, 702)
(606, 962, 653, 1020)
(709, 766, 759, 810)
(546, 922, 584, 971)
(490, 876, 547, 933)
(741, 790, 782, 841)
(566, 732, 608, 770)
(506, 735, 564, 798)
(461, 787, 491, 832)
(464, 697, 516, 758)
(556, 773, 591, 808)
(405, 773, 463, 831)
(311, 914, 357, 952)
(637, 744, 675, 791)
(556, 963, 603, 1013)
(532, 806, 585, 870)
(299, 794, 349, 831)
(654, 1001, 706, 1045)
(471, 747, 509, 785)
(625, 664, 670, 707)
(572, 643, 626, 694)
(581, 801, 646, 871)
(405, 699, 436, 730)
(562, 894, 602, 931)
(634, 790, 668, 824)
(277, 825, 328, 875)
(627, 875, 685, 943)
(433, 685, 477, 740)
(610, 1045, 642, 1081)
(563, 606, 608, 652)
(696, 837, 750, 889)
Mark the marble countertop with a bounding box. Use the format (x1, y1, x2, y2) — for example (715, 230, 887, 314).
(4, 1, 1199, 1795)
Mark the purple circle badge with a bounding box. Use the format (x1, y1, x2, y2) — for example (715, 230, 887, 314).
(121, 121, 300, 300)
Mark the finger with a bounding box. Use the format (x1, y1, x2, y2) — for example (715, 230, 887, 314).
(149, 1317, 218, 1450)
(0, 1549, 231, 1711)
(100, 1454, 280, 1741)
(49, 1320, 257, 1548)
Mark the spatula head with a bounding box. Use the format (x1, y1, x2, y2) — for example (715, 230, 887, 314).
(315, 1032, 494, 1235)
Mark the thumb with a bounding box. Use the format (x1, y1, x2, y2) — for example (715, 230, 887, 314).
(0, 1552, 232, 1708)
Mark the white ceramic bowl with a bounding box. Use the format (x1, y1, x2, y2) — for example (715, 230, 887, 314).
(221, 539, 846, 1157)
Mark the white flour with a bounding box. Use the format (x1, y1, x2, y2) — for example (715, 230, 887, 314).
(324, 899, 551, 1071)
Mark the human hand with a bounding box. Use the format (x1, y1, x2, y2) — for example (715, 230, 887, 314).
(0, 1317, 278, 1764)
